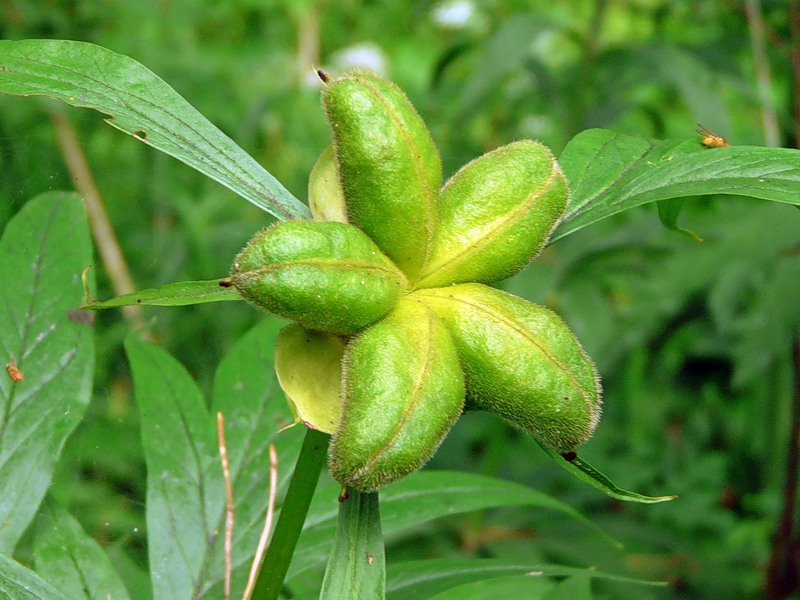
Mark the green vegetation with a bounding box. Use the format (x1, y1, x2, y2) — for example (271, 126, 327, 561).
(1, 2, 800, 599)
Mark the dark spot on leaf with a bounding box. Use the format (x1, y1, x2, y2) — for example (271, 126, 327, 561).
(68, 308, 95, 326)
(561, 451, 578, 462)
(133, 130, 148, 141)
(218, 278, 233, 287)
(136, 298, 142, 303)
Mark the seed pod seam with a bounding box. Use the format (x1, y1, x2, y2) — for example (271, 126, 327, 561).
(418, 147, 565, 284)
(233, 259, 406, 281)
(416, 286, 602, 432)
(343, 302, 448, 481)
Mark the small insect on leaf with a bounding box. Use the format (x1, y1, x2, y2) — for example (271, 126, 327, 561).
(6, 357, 23, 382)
(696, 125, 729, 148)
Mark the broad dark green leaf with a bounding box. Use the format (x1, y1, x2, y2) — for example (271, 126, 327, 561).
(0, 551, 70, 600)
(33, 496, 131, 600)
(553, 128, 800, 242)
(0, 191, 94, 553)
(82, 279, 240, 310)
(538, 443, 676, 503)
(287, 471, 616, 581)
(386, 558, 665, 600)
(125, 317, 301, 600)
(0, 39, 310, 221)
(320, 491, 385, 600)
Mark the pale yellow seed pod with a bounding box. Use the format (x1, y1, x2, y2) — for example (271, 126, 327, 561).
(275, 324, 345, 434)
(308, 145, 348, 223)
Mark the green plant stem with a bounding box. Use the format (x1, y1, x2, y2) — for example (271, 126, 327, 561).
(251, 427, 330, 600)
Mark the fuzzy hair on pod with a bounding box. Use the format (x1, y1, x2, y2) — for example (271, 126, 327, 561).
(321, 70, 442, 281)
(416, 140, 568, 289)
(416, 283, 601, 452)
(329, 297, 465, 491)
(231, 220, 407, 335)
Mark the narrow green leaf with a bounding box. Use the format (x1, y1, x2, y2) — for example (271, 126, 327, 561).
(656, 198, 703, 242)
(125, 334, 215, 600)
(387, 558, 665, 600)
(553, 128, 800, 242)
(320, 491, 385, 600)
(0, 39, 310, 221)
(0, 191, 94, 553)
(287, 471, 617, 582)
(82, 279, 241, 310)
(125, 317, 301, 600)
(0, 552, 70, 600)
(33, 496, 131, 600)
(538, 443, 676, 503)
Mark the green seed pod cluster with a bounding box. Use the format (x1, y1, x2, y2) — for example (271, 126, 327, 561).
(231, 69, 602, 492)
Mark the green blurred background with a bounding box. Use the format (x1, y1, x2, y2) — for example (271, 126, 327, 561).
(2, 1, 800, 598)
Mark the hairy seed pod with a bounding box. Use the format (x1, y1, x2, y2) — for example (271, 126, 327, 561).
(329, 297, 465, 491)
(417, 283, 601, 452)
(308, 145, 348, 223)
(275, 324, 345, 434)
(321, 70, 441, 280)
(231, 220, 406, 334)
(416, 141, 568, 289)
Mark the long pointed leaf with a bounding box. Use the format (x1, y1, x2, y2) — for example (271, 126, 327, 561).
(0, 39, 310, 221)
(287, 471, 617, 582)
(538, 443, 676, 503)
(0, 191, 94, 553)
(33, 496, 131, 600)
(553, 129, 800, 242)
(82, 279, 240, 310)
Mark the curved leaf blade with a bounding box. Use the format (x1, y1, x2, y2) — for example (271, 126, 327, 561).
(538, 443, 676, 503)
(287, 471, 617, 581)
(0, 191, 94, 553)
(33, 496, 131, 600)
(320, 491, 385, 600)
(553, 128, 800, 242)
(387, 558, 666, 600)
(0, 39, 310, 221)
(82, 279, 241, 310)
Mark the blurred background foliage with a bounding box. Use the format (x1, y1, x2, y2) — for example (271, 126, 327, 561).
(2, 0, 800, 598)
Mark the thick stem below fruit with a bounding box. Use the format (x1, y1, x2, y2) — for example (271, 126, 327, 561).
(251, 427, 330, 600)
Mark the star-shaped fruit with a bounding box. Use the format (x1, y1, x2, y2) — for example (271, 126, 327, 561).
(230, 70, 601, 492)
